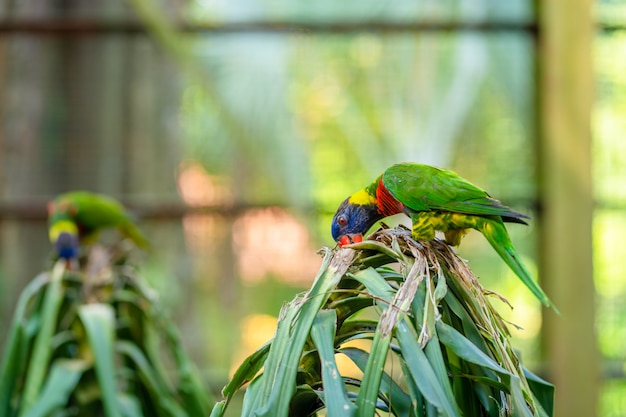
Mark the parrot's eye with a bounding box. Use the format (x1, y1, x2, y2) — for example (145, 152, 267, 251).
(338, 216, 347, 226)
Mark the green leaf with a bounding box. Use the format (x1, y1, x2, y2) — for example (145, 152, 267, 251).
(423, 333, 460, 414)
(523, 367, 554, 417)
(166, 326, 212, 415)
(248, 297, 302, 415)
(436, 322, 536, 417)
(396, 320, 461, 417)
(142, 313, 177, 394)
(443, 291, 492, 355)
(21, 359, 89, 417)
(398, 358, 424, 415)
(435, 322, 509, 377)
(355, 329, 391, 417)
(433, 272, 448, 302)
(290, 385, 325, 416)
(354, 258, 428, 417)
(329, 297, 375, 324)
(118, 393, 145, 417)
(310, 310, 355, 416)
(240, 374, 264, 417)
(339, 348, 412, 416)
(116, 340, 187, 417)
(356, 252, 399, 269)
(349, 240, 404, 263)
(509, 376, 535, 417)
(209, 401, 226, 417)
(78, 303, 121, 417)
(20, 262, 66, 414)
(0, 272, 50, 416)
(334, 320, 378, 345)
(222, 342, 270, 400)
(348, 268, 395, 304)
(253, 249, 353, 417)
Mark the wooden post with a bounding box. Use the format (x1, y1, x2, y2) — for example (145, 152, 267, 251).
(537, 1, 599, 416)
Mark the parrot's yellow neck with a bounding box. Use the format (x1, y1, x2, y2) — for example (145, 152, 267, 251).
(347, 176, 380, 206)
(348, 188, 377, 206)
(49, 220, 79, 242)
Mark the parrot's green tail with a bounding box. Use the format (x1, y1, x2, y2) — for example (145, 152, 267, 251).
(119, 221, 150, 249)
(479, 219, 558, 312)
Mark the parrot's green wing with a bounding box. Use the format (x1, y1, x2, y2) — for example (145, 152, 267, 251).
(54, 192, 130, 230)
(382, 163, 528, 222)
(51, 192, 149, 248)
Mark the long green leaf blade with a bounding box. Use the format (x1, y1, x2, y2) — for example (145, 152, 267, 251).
(310, 310, 355, 416)
(436, 311, 535, 417)
(21, 359, 88, 417)
(240, 375, 264, 417)
(339, 347, 412, 416)
(0, 273, 50, 416)
(396, 320, 461, 417)
(248, 296, 301, 415)
(355, 329, 390, 417)
(436, 322, 510, 376)
(209, 401, 226, 417)
(20, 261, 66, 414)
(78, 304, 121, 417)
(118, 393, 145, 417)
(254, 248, 354, 417)
(222, 342, 270, 400)
(424, 333, 458, 409)
(523, 367, 554, 417)
(116, 340, 188, 417)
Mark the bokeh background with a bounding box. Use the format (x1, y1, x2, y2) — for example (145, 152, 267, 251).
(0, 1, 622, 416)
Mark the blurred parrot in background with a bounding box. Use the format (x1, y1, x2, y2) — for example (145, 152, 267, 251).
(48, 191, 149, 260)
(331, 162, 555, 309)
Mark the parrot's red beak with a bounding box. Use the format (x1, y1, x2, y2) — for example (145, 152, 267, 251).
(338, 234, 363, 247)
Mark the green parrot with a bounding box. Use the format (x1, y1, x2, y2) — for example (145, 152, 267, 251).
(331, 162, 555, 309)
(48, 191, 149, 260)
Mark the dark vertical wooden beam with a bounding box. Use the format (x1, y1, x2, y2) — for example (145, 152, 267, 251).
(537, 1, 599, 416)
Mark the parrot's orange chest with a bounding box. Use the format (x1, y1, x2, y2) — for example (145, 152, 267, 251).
(376, 178, 404, 217)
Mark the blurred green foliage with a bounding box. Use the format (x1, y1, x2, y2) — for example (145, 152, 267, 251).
(0, 246, 211, 417)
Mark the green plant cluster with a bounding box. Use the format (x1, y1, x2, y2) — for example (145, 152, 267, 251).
(215, 227, 554, 417)
(0, 245, 211, 417)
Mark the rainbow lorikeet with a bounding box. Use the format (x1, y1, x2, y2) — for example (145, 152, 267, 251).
(331, 162, 555, 309)
(48, 191, 149, 260)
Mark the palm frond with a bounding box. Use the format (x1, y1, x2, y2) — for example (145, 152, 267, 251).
(216, 226, 554, 417)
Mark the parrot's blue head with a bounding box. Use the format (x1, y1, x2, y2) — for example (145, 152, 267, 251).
(331, 197, 382, 247)
(54, 231, 80, 260)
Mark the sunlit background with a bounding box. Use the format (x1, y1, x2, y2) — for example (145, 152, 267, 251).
(0, 1, 623, 416)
